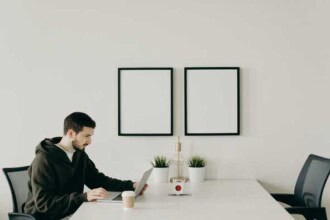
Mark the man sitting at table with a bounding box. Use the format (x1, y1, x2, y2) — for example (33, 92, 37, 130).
(23, 112, 147, 220)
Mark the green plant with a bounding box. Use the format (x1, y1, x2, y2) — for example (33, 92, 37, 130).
(151, 156, 170, 168)
(188, 156, 206, 167)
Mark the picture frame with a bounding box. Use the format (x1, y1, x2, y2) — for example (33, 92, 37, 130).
(184, 67, 240, 135)
(118, 67, 173, 136)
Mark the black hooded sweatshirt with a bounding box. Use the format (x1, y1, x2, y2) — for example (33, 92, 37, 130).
(23, 137, 134, 220)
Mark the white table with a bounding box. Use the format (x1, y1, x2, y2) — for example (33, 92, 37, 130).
(71, 180, 294, 220)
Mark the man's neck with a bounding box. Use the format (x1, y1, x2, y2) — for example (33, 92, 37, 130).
(57, 137, 75, 153)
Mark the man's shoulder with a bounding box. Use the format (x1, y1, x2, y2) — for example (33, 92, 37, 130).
(33, 151, 54, 165)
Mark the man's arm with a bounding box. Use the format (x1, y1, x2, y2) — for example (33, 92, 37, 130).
(30, 155, 87, 216)
(85, 156, 134, 191)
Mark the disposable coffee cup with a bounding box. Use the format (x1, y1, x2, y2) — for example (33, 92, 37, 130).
(122, 191, 135, 209)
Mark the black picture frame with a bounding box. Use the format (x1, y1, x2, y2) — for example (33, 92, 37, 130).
(184, 67, 240, 135)
(118, 67, 173, 136)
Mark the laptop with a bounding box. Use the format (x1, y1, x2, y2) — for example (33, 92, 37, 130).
(97, 168, 153, 203)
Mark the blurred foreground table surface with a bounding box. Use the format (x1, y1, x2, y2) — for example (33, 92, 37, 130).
(70, 180, 293, 220)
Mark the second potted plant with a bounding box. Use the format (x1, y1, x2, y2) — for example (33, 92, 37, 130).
(188, 156, 206, 183)
(151, 156, 170, 183)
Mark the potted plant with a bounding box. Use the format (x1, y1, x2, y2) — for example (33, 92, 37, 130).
(151, 156, 170, 183)
(188, 156, 206, 183)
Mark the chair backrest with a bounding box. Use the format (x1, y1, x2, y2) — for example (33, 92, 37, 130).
(8, 212, 36, 220)
(294, 154, 330, 208)
(2, 166, 30, 213)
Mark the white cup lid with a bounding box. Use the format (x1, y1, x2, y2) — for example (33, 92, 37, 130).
(122, 191, 135, 197)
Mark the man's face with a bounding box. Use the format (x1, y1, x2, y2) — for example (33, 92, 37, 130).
(71, 127, 94, 150)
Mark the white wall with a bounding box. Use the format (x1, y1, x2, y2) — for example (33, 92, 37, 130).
(1, 0, 329, 219)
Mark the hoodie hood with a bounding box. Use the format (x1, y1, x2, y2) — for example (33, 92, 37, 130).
(36, 137, 71, 163)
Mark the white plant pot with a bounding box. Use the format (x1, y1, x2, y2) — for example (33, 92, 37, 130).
(189, 167, 205, 183)
(152, 167, 169, 183)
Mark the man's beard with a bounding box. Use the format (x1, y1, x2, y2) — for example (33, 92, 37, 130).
(72, 140, 87, 151)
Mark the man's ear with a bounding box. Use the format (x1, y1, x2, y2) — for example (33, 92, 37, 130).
(67, 129, 76, 139)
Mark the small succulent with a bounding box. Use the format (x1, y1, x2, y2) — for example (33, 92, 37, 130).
(151, 156, 170, 168)
(188, 156, 206, 167)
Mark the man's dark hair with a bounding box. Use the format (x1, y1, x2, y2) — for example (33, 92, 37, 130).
(64, 112, 96, 134)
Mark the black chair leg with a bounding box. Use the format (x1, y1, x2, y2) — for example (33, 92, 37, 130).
(286, 207, 327, 220)
(304, 208, 327, 220)
(314, 208, 327, 220)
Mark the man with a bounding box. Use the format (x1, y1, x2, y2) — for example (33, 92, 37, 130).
(24, 112, 147, 220)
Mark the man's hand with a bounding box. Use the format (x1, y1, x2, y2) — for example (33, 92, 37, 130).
(86, 187, 108, 201)
(133, 182, 148, 195)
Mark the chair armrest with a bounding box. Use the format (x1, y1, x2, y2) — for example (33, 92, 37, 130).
(286, 207, 327, 220)
(8, 212, 36, 220)
(271, 193, 299, 207)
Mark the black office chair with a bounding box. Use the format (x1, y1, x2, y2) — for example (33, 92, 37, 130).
(2, 166, 36, 220)
(271, 154, 330, 220)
